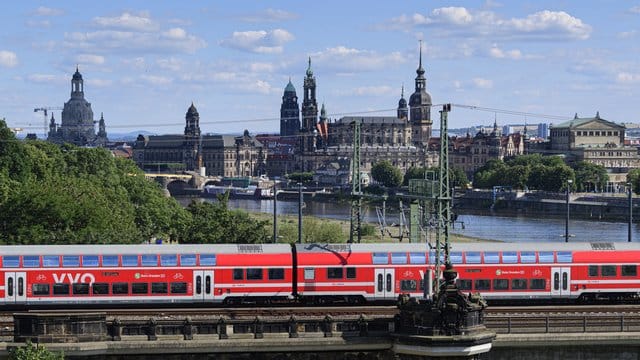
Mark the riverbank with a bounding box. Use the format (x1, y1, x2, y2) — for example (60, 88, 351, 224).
(249, 212, 495, 243)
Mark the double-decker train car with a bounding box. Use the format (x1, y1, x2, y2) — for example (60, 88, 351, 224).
(1, 242, 639, 307)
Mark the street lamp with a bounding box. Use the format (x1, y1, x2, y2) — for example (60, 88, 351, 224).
(565, 179, 573, 242)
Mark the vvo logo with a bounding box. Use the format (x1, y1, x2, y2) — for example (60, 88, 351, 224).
(52, 273, 96, 284)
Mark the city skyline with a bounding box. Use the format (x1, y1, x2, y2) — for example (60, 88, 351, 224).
(1, 1, 639, 137)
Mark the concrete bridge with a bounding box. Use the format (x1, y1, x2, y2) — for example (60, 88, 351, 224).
(144, 172, 221, 196)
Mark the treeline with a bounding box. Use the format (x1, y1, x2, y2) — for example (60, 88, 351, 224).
(472, 154, 609, 192)
(0, 120, 268, 245)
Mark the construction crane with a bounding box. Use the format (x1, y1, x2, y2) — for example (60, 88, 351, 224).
(34, 107, 63, 137)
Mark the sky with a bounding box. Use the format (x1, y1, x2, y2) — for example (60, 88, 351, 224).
(1, 1, 639, 137)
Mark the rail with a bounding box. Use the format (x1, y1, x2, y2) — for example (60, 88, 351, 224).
(484, 313, 640, 334)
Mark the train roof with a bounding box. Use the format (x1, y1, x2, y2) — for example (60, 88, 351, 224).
(0, 244, 292, 256)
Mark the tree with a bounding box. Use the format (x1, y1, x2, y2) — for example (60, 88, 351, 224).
(627, 168, 640, 194)
(286, 172, 313, 184)
(371, 160, 403, 188)
(403, 166, 427, 186)
(9, 341, 64, 360)
(573, 161, 608, 192)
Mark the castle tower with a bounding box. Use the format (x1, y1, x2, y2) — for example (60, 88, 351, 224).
(301, 57, 318, 154)
(280, 78, 300, 137)
(184, 103, 201, 171)
(409, 42, 433, 146)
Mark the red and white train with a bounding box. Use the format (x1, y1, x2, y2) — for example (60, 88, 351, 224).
(1, 242, 639, 306)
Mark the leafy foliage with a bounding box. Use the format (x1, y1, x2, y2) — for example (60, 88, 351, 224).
(9, 341, 64, 360)
(371, 160, 403, 188)
(574, 161, 609, 192)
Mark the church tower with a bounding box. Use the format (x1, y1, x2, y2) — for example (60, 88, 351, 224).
(280, 78, 300, 137)
(184, 103, 201, 171)
(397, 85, 408, 120)
(301, 57, 318, 154)
(95, 112, 108, 147)
(57, 67, 96, 146)
(409, 42, 433, 146)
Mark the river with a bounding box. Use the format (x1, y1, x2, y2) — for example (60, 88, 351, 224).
(179, 197, 640, 243)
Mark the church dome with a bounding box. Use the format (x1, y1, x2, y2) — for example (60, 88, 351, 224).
(284, 79, 296, 93)
(72, 67, 83, 80)
(187, 102, 199, 116)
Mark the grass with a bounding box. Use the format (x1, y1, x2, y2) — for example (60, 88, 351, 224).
(248, 212, 493, 243)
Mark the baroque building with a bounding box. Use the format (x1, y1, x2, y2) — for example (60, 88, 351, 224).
(280, 78, 300, 137)
(133, 103, 265, 177)
(48, 67, 108, 146)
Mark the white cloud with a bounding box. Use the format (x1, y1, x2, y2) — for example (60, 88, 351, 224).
(618, 30, 637, 39)
(26, 19, 51, 28)
(64, 29, 206, 54)
(617, 72, 640, 84)
(338, 86, 395, 97)
(238, 8, 299, 22)
(488, 44, 523, 59)
(472, 78, 493, 89)
(140, 74, 172, 85)
(157, 57, 184, 72)
(382, 7, 591, 41)
(219, 29, 294, 54)
(27, 74, 59, 83)
(311, 46, 406, 72)
(249, 62, 276, 73)
(32, 6, 64, 16)
(93, 12, 158, 32)
(163, 28, 187, 40)
(629, 6, 640, 14)
(76, 54, 105, 65)
(0, 51, 18, 67)
(87, 79, 113, 87)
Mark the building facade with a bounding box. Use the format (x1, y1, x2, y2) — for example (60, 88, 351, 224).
(133, 103, 265, 177)
(48, 67, 108, 146)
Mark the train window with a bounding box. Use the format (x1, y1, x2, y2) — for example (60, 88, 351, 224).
(43, 255, 60, 267)
(72, 283, 90, 295)
(483, 252, 499, 264)
(520, 252, 536, 263)
(450, 252, 463, 264)
(493, 279, 509, 290)
(32, 284, 50, 296)
(160, 255, 178, 266)
(102, 255, 118, 267)
(132, 283, 149, 294)
(511, 279, 527, 290)
(53, 283, 70, 295)
(268, 268, 285, 280)
(233, 269, 244, 280)
(372, 253, 389, 265)
(386, 274, 392, 292)
(601, 265, 617, 277)
(23, 256, 40, 267)
(391, 253, 408, 264)
(180, 254, 197, 266)
(7, 278, 12, 296)
(346, 267, 356, 279)
(62, 256, 80, 267)
(304, 268, 315, 280)
(246, 268, 263, 280)
(465, 252, 481, 264)
(622, 265, 637, 277)
(474, 279, 490, 291)
(82, 256, 99, 267)
(2, 256, 19, 268)
(200, 254, 216, 266)
(530, 279, 546, 290)
(112, 283, 129, 295)
(502, 252, 517, 264)
(557, 251, 572, 263)
(409, 252, 426, 264)
(400, 280, 417, 291)
(588, 265, 599, 277)
(327, 268, 343, 279)
(538, 252, 554, 263)
(171, 282, 188, 294)
(122, 255, 139, 267)
(151, 282, 168, 294)
(141, 255, 158, 266)
(457, 279, 472, 290)
(377, 274, 383, 292)
(92, 283, 109, 295)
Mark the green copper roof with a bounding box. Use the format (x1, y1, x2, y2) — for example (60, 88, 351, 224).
(284, 78, 296, 93)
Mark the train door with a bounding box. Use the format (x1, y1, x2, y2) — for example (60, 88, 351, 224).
(551, 267, 571, 297)
(4, 272, 27, 303)
(374, 269, 395, 299)
(193, 270, 215, 301)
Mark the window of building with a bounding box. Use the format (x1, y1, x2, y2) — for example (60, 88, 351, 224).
(474, 279, 490, 291)
(112, 283, 129, 295)
(391, 253, 407, 264)
(53, 283, 70, 295)
(465, 252, 481, 264)
(327, 268, 343, 279)
(151, 282, 168, 294)
(160, 255, 178, 267)
(32, 284, 50, 296)
(23, 256, 40, 267)
(180, 254, 196, 266)
(122, 255, 138, 267)
(511, 279, 527, 290)
(92, 283, 109, 295)
(141, 255, 158, 267)
(346, 267, 356, 279)
(132, 283, 149, 294)
(601, 265, 617, 277)
(233, 269, 244, 280)
(43, 256, 60, 267)
(200, 254, 216, 266)
(409, 252, 426, 264)
(530, 279, 546, 289)
(171, 282, 187, 294)
(246, 268, 263, 280)
(483, 252, 499, 264)
(102, 255, 118, 267)
(493, 279, 509, 290)
(82, 256, 99, 267)
(588, 265, 598, 277)
(72, 283, 90, 295)
(502, 252, 517, 264)
(538, 252, 554, 263)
